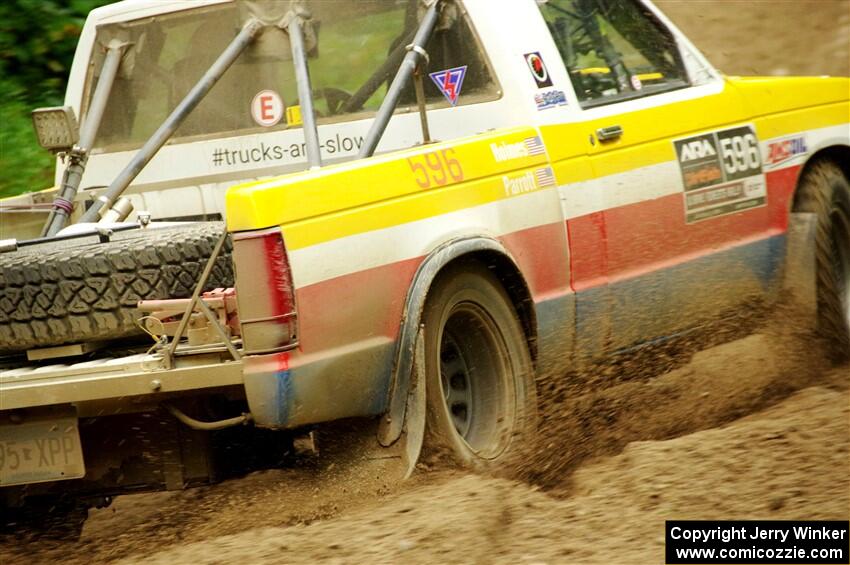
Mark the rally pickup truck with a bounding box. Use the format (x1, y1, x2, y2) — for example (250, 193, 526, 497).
(1, 0, 848, 532)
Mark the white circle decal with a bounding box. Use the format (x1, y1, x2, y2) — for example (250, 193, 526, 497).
(251, 90, 284, 127)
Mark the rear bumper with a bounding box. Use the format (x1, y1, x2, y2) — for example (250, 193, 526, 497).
(2, 337, 397, 429)
(242, 337, 394, 429)
(0, 352, 244, 412)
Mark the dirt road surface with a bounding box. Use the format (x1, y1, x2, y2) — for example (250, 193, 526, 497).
(3, 2, 849, 564)
(3, 324, 847, 564)
(655, 0, 850, 77)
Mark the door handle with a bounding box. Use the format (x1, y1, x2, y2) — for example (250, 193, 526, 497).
(596, 125, 623, 142)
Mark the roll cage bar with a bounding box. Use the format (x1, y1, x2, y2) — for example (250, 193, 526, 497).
(36, 0, 446, 239)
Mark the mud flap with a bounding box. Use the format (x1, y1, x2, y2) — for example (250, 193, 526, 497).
(397, 327, 427, 477)
(348, 328, 426, 480)
(784, 212, 818, 327)
(373, 327, 426, 479)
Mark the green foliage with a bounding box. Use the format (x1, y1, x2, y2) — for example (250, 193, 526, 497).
(0, 0, 111, 196)
(0, 80, 55, 198)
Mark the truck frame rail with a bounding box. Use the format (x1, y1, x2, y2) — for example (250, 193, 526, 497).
(0, 352, 243, 412)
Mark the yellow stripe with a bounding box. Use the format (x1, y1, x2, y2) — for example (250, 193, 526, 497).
(225, 76, 849, 251)
(637, 72, 664, 81)
(226, 127, 547, 236)
(283, 166, 551, 249)
(577, 67, 664, 81)
(756, 102, 849, 140)
(579, 67, 611, 75)
(541, 82, 748, 172)
(542, 77, 849, 177)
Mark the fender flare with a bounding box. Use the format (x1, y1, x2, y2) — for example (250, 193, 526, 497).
(377, 235, 526, 446)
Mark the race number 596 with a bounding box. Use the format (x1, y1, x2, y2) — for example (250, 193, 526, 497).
(408, 148, 464, 189)
(717, 127, 762, 180)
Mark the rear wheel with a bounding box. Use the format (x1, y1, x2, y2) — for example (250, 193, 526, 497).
(795, 161, 850, 359)
(421, 261, 536, 471)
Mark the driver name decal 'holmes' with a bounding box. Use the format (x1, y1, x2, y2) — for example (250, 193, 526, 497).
(429, 66, 468, 106)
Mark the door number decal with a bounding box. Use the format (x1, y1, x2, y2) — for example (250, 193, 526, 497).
(674, 125, 766, 223)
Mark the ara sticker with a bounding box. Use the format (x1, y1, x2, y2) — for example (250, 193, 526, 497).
(673, 125, 766, 223)
(524, 52, 553, 88)
(429, 66, 467, 106)
(251, 90, 284, 127)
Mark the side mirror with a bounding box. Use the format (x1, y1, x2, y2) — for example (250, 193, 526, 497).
(31, 106, 79, 154)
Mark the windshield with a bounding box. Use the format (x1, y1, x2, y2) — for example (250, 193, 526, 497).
(84, 0, 499, 152)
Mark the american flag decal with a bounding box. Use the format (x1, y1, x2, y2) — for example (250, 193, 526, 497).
(524, 136, 545, 156)
(534, 167, 556, 187)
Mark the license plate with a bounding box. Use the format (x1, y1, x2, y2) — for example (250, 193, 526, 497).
(0, 416, 85, 487)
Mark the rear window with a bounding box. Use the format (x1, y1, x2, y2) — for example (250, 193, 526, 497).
(85, 0, 500, 152)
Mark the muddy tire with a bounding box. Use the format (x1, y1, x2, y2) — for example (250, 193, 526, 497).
(421, 261, 537, 471)
(0, 223, 233, 354)
(795, 161, 850, 359)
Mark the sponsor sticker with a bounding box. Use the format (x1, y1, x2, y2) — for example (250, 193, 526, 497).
(534, 89, 568, 111)
(525, 135, 546, 156)
(429, 66, 468, 106)
(251, 90, 284, 127)
(501, 166, 556, 197)
(490, 136, 546, 162)
(673, 125, 766, 223)
(524, 52, 553, 88)
(286, 105, 303, 127)
(764, 134, 808, 169)
(534, 166, 557, 187)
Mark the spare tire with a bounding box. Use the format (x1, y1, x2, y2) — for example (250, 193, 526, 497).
(0, 222, 233, 354)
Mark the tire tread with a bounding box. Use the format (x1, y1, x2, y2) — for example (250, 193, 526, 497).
(0, 223, 233, 353)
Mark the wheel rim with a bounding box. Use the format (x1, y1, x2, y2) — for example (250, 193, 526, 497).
(438, 303, 515, 459)
(830, 203, 850, 330)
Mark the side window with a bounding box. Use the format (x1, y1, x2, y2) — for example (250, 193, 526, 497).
(538, 0, 688, 107)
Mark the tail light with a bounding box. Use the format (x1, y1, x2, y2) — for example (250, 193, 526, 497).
(231, 227, 297, 354)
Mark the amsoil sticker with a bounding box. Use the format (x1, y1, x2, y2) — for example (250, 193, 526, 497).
(674, 125, 766, 223)
(524, 52, 553, 88)
(251, 90, 284, 127)
(429, 66, 467, 106)
(764, 134, 808, 169)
